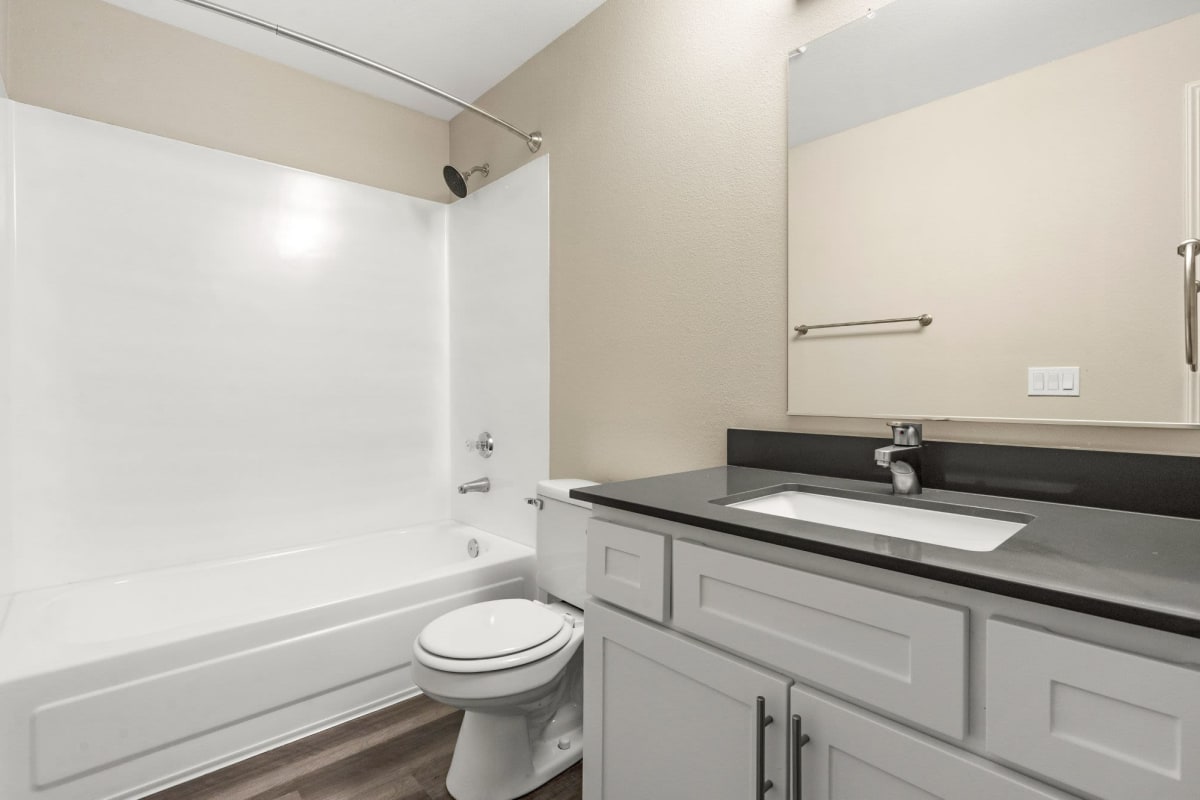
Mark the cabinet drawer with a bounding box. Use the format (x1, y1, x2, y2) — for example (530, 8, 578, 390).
(793, 685, 1073, 800)
(673, 539, 967, 738)
(586, 520, 670, 621)
(986, 618, 1200, 800)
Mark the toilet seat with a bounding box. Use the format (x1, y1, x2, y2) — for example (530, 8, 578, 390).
(415, 623, 574, 673)
(415, 599, 576, 674)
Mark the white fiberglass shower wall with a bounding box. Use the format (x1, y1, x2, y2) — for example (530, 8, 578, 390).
(7, 103, 450, 591)
(0, 101, 14, 600)
(448, 158, 551, 549)
(0, 100, 551, 800)
(0, 100, 549, 594)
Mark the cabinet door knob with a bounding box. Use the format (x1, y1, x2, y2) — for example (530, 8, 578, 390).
(789, 714, 811, 800)
(756, 696, 774, 798)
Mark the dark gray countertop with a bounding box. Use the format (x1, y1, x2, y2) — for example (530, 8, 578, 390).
(572, 466, 1200, 638)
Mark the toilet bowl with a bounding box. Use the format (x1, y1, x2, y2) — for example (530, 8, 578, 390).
(413, 598, 584, 800)
(412, 478, 595, 799)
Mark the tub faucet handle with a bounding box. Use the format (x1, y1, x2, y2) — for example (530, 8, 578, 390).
(465, 431, 494, 458)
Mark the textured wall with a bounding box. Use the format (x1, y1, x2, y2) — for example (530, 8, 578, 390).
(450, 0, 1200, 482)
(7, 0, 451, 202)
(0, 0, 9, 95)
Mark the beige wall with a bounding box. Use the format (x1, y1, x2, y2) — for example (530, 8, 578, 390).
(450, 0, 1200, 482)
(790, 15, 1198, 424)
(0, 0, 9, 95)
(7, 0, 450, 202)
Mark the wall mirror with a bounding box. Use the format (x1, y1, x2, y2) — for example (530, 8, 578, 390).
(787, 0, 1200, 426)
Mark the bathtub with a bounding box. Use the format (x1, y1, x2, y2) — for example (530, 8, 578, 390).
(0, 521, 535, 800)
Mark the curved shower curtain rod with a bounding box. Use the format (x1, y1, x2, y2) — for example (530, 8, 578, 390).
(173, 0, 543, 152)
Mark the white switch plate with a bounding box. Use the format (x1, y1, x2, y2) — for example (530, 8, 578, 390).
(1028, 367, 1079, 396)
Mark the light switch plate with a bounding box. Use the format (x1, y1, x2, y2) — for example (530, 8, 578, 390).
(1028, 367, 1079, 396)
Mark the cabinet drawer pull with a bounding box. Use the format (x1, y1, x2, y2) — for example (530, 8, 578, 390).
(789, 714, 811, 800)
(756, 696, 774, 797)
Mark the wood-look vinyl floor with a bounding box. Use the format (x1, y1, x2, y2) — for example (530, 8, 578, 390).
(144, 694, 582, 800)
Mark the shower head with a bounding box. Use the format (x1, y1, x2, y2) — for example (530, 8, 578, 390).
(443, 163, 490, 198)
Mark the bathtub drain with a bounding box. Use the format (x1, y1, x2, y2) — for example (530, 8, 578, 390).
(467, 538, 480, 558)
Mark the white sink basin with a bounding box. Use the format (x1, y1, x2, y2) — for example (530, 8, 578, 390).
(726, 489, 1029, 552)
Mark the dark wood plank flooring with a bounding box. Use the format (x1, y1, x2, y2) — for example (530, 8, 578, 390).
(145, 694, 582, 800)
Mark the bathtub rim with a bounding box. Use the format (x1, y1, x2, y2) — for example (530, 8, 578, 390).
(0, 520, 534, 683)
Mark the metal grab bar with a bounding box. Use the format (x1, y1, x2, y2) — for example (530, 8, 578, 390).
(1178, 240, 1200, 372)
(793, 314, 932, 336)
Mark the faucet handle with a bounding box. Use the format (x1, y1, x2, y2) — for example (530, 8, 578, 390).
(465, 431, 494, 458)
(887, 421, 923, 446)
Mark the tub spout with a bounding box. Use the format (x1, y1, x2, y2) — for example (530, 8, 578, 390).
(458, 477, 490, 494)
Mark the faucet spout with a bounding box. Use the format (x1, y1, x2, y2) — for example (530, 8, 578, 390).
(886, 459, 921, 495)
(458, 477, 490, 494)
(875, 444, 919, 467)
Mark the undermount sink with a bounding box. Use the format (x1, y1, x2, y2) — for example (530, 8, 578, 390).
(721, 486, 1032, 552)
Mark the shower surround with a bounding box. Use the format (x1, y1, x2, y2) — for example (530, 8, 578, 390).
(0, 100, 550, 799)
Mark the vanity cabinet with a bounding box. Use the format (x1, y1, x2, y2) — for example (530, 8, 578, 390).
(672, 539, 967, 739)
(583, 601, 788, 800)
(584, 514, 1200, 800)
(585, 520, 670, 622)
(985, 618, 1200, 800)
(791, 686, 1071, 799)
(583, 599, 1071, 800)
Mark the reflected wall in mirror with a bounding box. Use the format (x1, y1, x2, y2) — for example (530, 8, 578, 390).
(787, 0, 1200, 425)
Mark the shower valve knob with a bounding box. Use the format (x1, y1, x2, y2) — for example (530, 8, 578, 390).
(466, 431, 494, 458)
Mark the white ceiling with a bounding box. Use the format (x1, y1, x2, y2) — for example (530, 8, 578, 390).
(100, 0, 608, 120)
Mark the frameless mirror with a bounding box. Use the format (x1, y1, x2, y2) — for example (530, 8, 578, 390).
(787, 0, 1200, 426)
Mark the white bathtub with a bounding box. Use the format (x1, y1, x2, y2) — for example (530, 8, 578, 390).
(0, 521, 535, 800)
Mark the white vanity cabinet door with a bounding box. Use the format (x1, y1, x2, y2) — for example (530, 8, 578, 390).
(986, 618, 1200, 800)
(583, 600, 790, 800)
(673, 539, 967, 738)
(791, 685, 1075, 800)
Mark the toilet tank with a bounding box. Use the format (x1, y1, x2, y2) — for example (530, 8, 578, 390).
(535, 479, 597, 608)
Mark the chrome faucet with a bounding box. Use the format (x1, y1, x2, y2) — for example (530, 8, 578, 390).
(458, 477, 490, 494)
(874, 421, 923, 495)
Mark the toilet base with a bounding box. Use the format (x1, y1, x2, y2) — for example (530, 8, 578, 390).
(445, 710, 583, 800)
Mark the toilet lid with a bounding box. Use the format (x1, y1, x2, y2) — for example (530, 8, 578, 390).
(418, 599, 567, 660)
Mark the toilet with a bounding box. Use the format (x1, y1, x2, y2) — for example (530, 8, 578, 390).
(412, 479, 597, 800)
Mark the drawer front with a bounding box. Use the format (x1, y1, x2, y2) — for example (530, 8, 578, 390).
(793, 685, 1074, 800)
(986, 618, 1200, 800)
(586, 520, 670, 621)
(673, 539, 967, 738)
